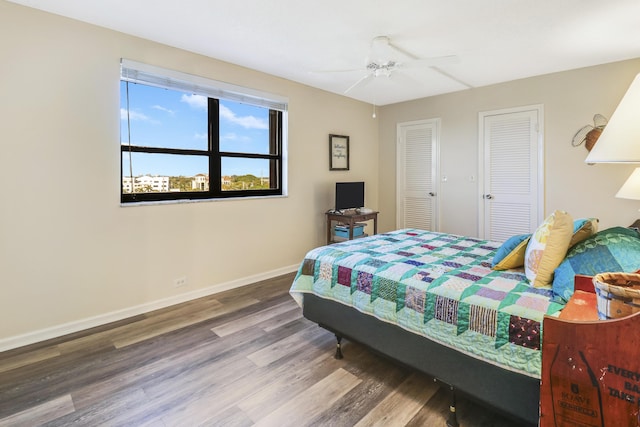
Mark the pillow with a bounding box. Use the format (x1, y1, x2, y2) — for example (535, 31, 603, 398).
(492, 234, 531, 270)
(569, 218, 599, 248)
(553, 227, 640, 302)
(524, 210, 574, 288)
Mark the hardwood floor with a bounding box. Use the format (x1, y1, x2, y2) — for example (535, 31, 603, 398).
(0, 273, 523, 426)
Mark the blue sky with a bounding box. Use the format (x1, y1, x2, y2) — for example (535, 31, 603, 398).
(120, 82, 270, 178)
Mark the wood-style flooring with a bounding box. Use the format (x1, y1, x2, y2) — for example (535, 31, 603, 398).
(0, 273, 522, 426)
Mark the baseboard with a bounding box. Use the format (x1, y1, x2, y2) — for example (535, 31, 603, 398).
(0, 264, 299, 353)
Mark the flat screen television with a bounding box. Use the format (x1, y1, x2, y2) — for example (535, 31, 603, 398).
(335, 181, 364, 211)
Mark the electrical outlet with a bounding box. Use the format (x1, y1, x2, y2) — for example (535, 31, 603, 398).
(174, 276, 187, 288)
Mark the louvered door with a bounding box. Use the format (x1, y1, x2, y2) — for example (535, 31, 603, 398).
(479, 106, 543, 242)
(397, 119, 439, 231)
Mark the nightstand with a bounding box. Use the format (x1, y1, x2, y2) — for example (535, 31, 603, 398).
(540, 275, 640, 426)
(325, 210, 378, 244)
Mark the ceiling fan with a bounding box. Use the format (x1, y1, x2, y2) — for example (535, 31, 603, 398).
(339, 35, 462, 94)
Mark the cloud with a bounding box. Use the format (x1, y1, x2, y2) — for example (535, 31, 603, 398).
(181, 94, 207, 110)
(219, 104, 268, 130)
(152, 105, 175, 115)
(194, 132, 207, 140)
(221, 132, 251, 143)
(120, 108, 151, 122)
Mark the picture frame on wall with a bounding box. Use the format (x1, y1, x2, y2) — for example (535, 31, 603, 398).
(329, 134, 349, 171)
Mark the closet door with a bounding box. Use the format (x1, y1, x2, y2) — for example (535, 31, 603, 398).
(479, 106, 543, 242)
(397, 119, 439, 231)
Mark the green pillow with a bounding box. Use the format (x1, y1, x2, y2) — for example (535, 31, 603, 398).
(553, 227, 640, 303)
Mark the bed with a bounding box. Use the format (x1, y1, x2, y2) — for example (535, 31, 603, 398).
(290, 224, 640, 426)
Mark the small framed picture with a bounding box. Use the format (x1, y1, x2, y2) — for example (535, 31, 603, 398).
(329, 134, 349, 171)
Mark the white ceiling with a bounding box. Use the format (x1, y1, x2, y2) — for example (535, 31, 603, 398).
(9, 0, 640, 105)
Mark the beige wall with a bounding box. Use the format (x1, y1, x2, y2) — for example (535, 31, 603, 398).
(379, 59, 640, 237)
(0, 1, 379, 346)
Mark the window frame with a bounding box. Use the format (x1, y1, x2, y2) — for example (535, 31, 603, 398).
(120, 59, 288, 204)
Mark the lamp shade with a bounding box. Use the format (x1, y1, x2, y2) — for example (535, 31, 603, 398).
(616, 168, 640, 200)
(585, 73, 640, 163)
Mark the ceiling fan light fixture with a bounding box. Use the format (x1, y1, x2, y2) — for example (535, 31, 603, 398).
(374, 67, 392, 78)
(367, 61, 395, 78)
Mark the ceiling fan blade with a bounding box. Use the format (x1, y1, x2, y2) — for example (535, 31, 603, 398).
(344, 73, 373, 94)
(402, 55, 460, 68)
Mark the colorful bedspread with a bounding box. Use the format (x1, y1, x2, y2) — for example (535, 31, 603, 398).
(290, 229, 565, 378)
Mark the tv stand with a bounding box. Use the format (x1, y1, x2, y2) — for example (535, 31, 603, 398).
(326, 210, 378, 244)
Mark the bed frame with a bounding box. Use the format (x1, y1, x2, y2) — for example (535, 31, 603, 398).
(303, 293, 540, 426)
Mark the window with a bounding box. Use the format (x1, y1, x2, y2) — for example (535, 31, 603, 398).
(120, 59, 287, 204)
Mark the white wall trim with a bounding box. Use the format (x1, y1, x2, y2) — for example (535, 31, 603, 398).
(0, 264, 299, 353)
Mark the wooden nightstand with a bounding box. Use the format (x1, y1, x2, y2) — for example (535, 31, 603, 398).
(325, 210, 378, 244)
(540, 275, 640, 426)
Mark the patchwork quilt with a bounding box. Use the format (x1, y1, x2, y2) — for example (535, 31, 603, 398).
(290, 229, 565, 378)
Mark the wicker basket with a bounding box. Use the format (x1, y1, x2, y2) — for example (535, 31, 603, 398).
(593, 272, 640, 320)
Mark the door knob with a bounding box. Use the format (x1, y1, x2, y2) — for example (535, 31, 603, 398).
(484, 194, 493, 199)
(429, 192, 436, 197)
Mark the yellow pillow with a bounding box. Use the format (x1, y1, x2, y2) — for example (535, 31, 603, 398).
(524, 210, 574, 288)
(569, 218, 599, 247)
